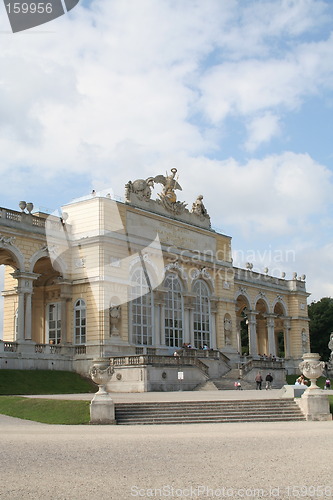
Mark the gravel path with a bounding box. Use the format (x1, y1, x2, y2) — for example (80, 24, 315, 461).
(0, 415, 332, 500)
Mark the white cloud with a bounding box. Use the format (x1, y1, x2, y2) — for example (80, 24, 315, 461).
(0, 0, 332, 183)
(296, 243, 333, 301)
(245, 113, 280, 152)
(0, 0, 332, 303)
(169, 151, 332, 238)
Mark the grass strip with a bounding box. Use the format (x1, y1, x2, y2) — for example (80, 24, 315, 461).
(0, 370, 96, 395)
(0, 396, 90, 424)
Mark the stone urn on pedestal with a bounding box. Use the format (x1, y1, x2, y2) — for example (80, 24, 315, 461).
(299, 353, 325, 390)
(89, 359, 115, 424)
(298, 353, 331, 421)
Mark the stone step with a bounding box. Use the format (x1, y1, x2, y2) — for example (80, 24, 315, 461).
(117, 417, 306, 425)
(115, 399, 305, 425)
(116, 399, 296, 408)
(212, 379, 254, 391)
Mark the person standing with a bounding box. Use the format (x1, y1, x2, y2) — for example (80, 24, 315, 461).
(265, 372, 273, 390)
(255, 372, 263, 390)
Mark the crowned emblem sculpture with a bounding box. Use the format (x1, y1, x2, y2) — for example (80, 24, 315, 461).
(154, 168, 187, 215)
(125, 168, 211, 228)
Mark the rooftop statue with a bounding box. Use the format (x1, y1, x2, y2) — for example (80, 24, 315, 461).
(154, 168, 187, 215)
(125, 177, 155, 202)
(191, 195, 208, 217)
(154, 168, 182, 204)
(124, 168, 210, 227)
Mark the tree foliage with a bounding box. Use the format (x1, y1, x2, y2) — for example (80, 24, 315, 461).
(308, 297, 333, 361)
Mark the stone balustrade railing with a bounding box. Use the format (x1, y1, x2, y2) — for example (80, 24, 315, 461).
(1, 341, 18, 353)
(234, 267, 306, 290)
(241, 358, 285, 374)
(109, 354, 209, 376)
(34, 343, 63, 355)
(75, 345, 87, 355)
(0, 207, 64, 232)
(178, 348, 222, 360)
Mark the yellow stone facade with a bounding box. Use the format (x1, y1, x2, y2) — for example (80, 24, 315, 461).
(0, 175, 310, 375)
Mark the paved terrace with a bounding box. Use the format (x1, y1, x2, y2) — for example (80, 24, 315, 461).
(24, 388, 288, 402)
(0, 412, 332, 500)
(22, 387, 333, 402)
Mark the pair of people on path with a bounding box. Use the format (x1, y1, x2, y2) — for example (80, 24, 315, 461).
(255, 372, 273, 390)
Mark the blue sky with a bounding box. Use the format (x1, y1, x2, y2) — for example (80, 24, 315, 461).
(0, 0, 333, 306)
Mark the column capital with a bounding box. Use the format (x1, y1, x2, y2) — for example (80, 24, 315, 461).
(264, 314, 277, 327)
(283, 317, 292, 329)
(11, 271, 40, 293)
(247, 310, 259, 323)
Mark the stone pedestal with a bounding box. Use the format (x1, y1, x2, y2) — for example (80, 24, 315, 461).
(90, 391, 116, 425)
(298, 352, 331, 421)
(89, 358, 116, 424)
(298, 389, 331, 421)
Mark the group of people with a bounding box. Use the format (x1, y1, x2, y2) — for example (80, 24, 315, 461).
(235, 372, 332, 391)
(295, 374, 308, 386)
(254, 372, 273, 390)
(257, 354, 277, 362)
(234, 372, 273, 390)
(182, 343, 209, 350)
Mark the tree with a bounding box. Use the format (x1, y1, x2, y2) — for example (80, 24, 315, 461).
(308, 297, 333, 361)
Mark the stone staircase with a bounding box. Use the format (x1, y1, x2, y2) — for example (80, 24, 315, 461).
(198, 368, 282, 391)
(115, 399, 306, 425)
(209, 368, 254, 391)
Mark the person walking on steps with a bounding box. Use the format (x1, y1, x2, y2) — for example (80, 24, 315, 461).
(265, 372, 273, 390)
(255, 372, 263, 390)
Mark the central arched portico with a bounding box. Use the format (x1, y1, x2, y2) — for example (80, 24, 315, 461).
(235, 287, 293, 360)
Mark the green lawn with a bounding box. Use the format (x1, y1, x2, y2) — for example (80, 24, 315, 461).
(0, 370, 96, 395)
(0, 396, 90, 424)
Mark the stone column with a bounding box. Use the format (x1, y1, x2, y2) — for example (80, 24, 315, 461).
(283, 318, 291, 358)
(153, 289, 167, 347)
(24, 292, 32, 340)
(247, 311, 258, 357)
(153, 302, 161, 346)
(210, 298, 218, 350)
(236, 316, 242, 353)
(57, 278, 72, 344)
(160, 304, 166, 346)
(266, 314, 277, 357)
(12, 271, 39, 342)
(16, 291, 25, 342)
(183, 294, 195, 345)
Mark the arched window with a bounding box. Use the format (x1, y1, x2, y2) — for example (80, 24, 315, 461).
(164, 273, 183, 348)
(130, 268, 153, 345)
(74, 299, 86, 344)
(193, 280, 210, 348)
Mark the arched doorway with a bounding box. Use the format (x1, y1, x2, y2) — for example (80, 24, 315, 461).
(32, 257, 61, 344)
